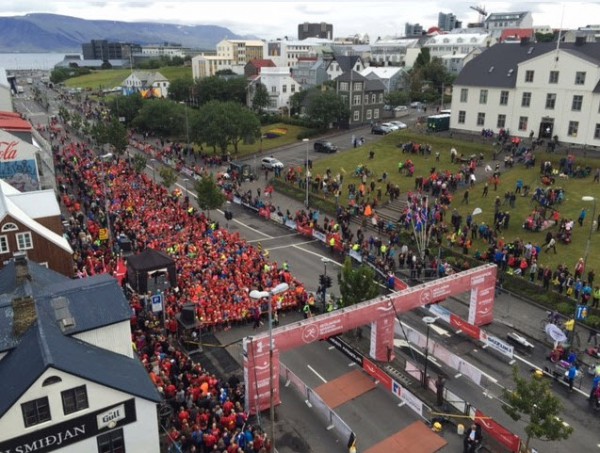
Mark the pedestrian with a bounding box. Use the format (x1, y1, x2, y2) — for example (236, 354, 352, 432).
(435, 375, 445, 407)
(252, 307, 261, 329)
(462, 190, 469, 205)
(590, 373, 600, 402)
(578, 208, 587, 226)
(545, 237, 557, 254)
(482, 182, 489, 198)
(568, 363, 578, 392)
(435, 151, 440, 162)
(529, 259, 538, 282)
(593, 286, 600, 308)
(463, 424, 482, 453)
(594, 168, 600, 183)
(257, 187, 261, 198)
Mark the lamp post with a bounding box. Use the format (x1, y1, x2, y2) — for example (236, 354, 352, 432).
(303, 138, 310, 207)
(249, 282, 289, 452)
(422, 316, 437, 388)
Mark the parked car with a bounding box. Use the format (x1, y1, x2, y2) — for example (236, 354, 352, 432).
(261, 157, 284, 169)
(394, 105, 408, 112)
(389, 121, 408, 130)
(410, 101, 424, 109)
(371, 125, 392, 135)
(381, 122, 400, 131)
(313, 140, 338, 153)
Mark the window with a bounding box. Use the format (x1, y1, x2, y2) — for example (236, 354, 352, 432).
(97, 428, 125, 453)
(22, 397, 51, 427)
(518, 116, 528, 131)
(497, 114, 506, 129)
(373, 109, 379, 119)
(572, 95, 583, 111)
(62, 385, 89, 415)
(460, 88, 468, 102)
(477, 112, 485, 126)
(549, 71, 559, 84)
(575, 71, 586, 85)
(371, 94, 376, 103)
(458, 110, 466, 124)
(16, 232, 33, 251)
(568, 121, 579, 137)
(291, 84, 296, 93)
(353, 95, 361, 106)
(546, 93, 556, 109)
(521, 92, 531, 107)
(42, 376, 62, 386)
(595, 123, 600, 139)
(479, 89, 488, 104)
(340, 82, 348, 91)
(0, 235, 8, 254)
(499, 90, 509, 105)
(366, 109, 372, 120)
(282, 84, 287, 93)
(364, 94, 369, 104)
(1, 223, 18, 232)
(378, 93, 384, 103)
(525, 70, 534, 82)
(354, 82, 363, 91)
(353, 110, 360, 122)
(271, 86, 276, 94)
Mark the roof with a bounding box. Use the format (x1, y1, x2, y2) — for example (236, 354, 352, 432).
(330, 55, 362, 72)
(0, 266, 131, 352)
(486, 11, 529, 22)
(6, 189, 61, 219)
(247, 59, 276, 69)
(335, 71, 386, 92)
(128, 71, 168, 85)
(0, 181, 72, 254)
(0, 315, 160, 417)
(126, 248, 175, 272)
(360, 67, 403, 79)
(425, 33, 490, 46)
(455, 42, 600, 88)
(0, 114, 31, 132)
(500, 29, 534, 43)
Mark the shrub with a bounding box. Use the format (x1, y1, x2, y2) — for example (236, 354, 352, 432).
(556, 302, 573, 316)
(585, 315, 600, 329)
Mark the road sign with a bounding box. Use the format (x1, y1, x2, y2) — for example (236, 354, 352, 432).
(576, 305, 589, 321)
(151, 294, 164, 313)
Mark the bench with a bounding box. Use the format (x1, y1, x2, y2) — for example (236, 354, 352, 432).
(506, 332, 534, 353)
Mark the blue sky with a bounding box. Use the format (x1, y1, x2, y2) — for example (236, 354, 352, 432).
(0, 1, 596, 40)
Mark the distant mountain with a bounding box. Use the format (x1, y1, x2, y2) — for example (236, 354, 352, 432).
(0, 13, 246, 53)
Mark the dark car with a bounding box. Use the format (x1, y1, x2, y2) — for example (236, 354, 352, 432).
(371, 125, 392, 135)
(314, 140, 338, 153)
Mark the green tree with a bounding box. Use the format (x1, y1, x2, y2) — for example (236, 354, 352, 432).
(502, 367, 573, 452)
(306, 90, 349, 129)
(159, 167, 178, 188)
(384, 90, 410, 108)
(193, 174, 225, 217)
(91, 118, 128, 155)
(289, 89, 310, 116)
(535, 32, 556, 43)
(132, 154, 147, 174)
(251, 82, 271, 113)
(193, 76, 247, 105)
(108, 93, 143, 125)
(132, 99, 185, 137)
(337, 257, 380, 307)
(58, 106, 70, 123)
(168, 78, 195, 102)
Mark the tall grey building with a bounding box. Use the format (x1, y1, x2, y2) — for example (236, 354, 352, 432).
(405, 23, 424, 37)
(438, 12, 462, 31)
(298, 22, 333, 40)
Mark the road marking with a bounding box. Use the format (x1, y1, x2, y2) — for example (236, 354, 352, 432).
(247, 233, 298, 243)
(430, 324, 451, 337)
(307, 364, 327, 384)
(267, 239, 318, 251)
(292, 245, 343, 265)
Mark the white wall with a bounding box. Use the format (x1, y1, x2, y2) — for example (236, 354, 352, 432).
(73, 321, 133, 358)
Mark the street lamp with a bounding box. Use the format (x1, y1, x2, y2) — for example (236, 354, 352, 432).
(303, 138, 310, 207)
(249, 282, 289, 451)
(422, 316, 437, 388)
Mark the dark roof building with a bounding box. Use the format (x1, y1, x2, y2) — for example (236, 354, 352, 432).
(334, 71, 386, 128)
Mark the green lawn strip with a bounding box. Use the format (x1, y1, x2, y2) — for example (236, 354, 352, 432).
(64, 66, 192, 89)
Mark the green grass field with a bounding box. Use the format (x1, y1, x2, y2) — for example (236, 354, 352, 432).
(308, 129, 600, 275)
(64, 66, 192, 89)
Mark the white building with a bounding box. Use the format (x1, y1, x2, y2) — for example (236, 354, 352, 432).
(484, 11, 533, 38)
(140, 44, 187, 58)
(192, 39, 265, 79)
(266, 38, 332, 68)
(369, 38, 421, 68)
(249, 67, 301, 112)
(424, 31, 495, 63)
(359, 66, 406, 93)
(0, 69, 13, 112)
(0, 257, 161, 453)
(122, 71, 169, 98)
(450, 41, 600, 149)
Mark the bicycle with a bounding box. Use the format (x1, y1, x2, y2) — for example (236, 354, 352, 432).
(540, 310, 560, 332)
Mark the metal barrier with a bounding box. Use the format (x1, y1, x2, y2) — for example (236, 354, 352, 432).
(280, 363, 355, 446)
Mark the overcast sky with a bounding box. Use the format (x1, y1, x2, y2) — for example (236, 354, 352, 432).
(0, 1, 597, 40)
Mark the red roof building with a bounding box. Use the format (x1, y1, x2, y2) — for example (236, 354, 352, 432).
(499, 28, 535, 43)
(244, 59, 276, 78)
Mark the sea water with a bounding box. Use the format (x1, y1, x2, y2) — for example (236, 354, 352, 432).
(0, 53, 71, 71)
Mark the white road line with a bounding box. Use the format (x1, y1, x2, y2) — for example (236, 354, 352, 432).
(247, 233, 298, 243)
(292, 245, 343, 265)
(267, 239, 318, 251)
(307, 364, 328, 384)
(513, 353, 588, 396)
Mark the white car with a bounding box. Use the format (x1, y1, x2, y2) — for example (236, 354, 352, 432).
(381, 122, 400, 131)
(261, 157, 284, 170)
(389, 121, 408, 130)
(394, 105, 408, 112)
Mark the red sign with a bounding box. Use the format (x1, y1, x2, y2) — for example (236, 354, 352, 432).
(393, 277, 408, 291)
(475, 409, 521, 452)
(370, 314, 395, 361)
(0, 141, 18, 160)
(244, 343, 281, 415)
(449, 314, 482, 341)
(362, 358, 392, 390)
(469, 271, 497, 326)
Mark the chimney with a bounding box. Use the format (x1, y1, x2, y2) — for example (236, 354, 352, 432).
(14, 252, 31, 285)
(12, 296, 37, 337)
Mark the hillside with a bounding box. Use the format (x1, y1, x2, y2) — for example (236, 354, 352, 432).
(0, 13, 244, 52)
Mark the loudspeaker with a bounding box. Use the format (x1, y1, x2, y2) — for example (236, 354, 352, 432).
(180, 304, 196, 325)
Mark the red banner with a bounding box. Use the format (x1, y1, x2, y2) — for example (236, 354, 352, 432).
(449, 314, 482, 341)
(370, 314, 395, 362)
(393, 277, 408, 291)
(468, 269, 497, 326)
(296, 225, 313, 238)
(244, 341, 281, 415)
(362, 358, 392, 390)
(474, 409, 521, 452)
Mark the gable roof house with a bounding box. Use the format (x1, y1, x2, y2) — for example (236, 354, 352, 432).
(360, 66, 406, 93)
(335, 71, 386, 128)
(122, 71, 169, 98)
(244, 59, 276, 78)
(0, 180, 73, 277)
(247, 67, 301, 113)
(325, 55, 366, 81)
(450, 41, 600, 148)
(0, 257, 161, 452)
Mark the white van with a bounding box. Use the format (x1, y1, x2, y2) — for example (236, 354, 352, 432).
(440, 109, 451, 115)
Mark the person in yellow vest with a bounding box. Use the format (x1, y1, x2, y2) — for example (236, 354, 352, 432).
(329, 236, 336, 254)
(352, 243, 360, 252)
(302, 302, 311, 318)
(592, 286, 600, 309)
(563, 317, 575, 334)
(326, 301, 334, 312)
(380, 243, 387, 257)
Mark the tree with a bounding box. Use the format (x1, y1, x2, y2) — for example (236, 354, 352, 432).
(159, 167, 178, 188)
(193, 174, 225, 216)
(251, 82, 271, 113)
(384, 90, 410, 108)
(501, 367, 573, 452)
(108, 93, 143, 126)
(132, 154, 147, 174)
(193, 76, 248, 106)
(91, 118, 128, 155)
(168, 78, 195, 102)
(337, 257, 380, 307)
(132, 99, 185, 137)
(306, 90, 349, 129)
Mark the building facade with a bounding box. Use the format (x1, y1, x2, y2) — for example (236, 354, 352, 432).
(335, 71, 386, 127)
(291, 58, 328, 88)
(484, 11, 533, 38)
(369, 38, 421, 67)
(451, 41, 600, 149)
(266, 38, 332, 68)
(81, 40, 140, 60)
(298, 22, 333, 40)
(122, 71, 169, 98)
(248, 67, 301, 112)
(438, 12, 462, 31)
(405, 23, 424, 37)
